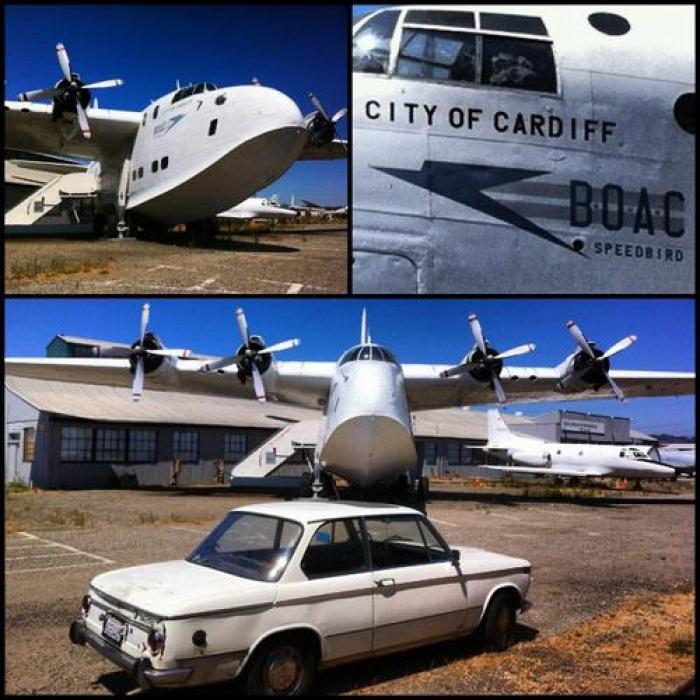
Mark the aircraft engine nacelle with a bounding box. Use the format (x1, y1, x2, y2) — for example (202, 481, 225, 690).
(235, 335, 273, 380)
(464, 345, 503, 384)
(509, 450, 551, 468)
(555, 344, 610, 394)
(128, 332, 177, 379)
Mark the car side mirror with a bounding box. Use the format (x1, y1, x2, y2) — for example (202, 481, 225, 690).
(451, 549, 461, 565)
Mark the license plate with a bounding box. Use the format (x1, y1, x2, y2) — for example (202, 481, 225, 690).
(102, 613, 126, 644)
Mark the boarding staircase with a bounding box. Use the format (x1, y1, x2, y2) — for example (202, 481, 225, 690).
(231, 419, 320, 480)
(5, 163, 98, 226)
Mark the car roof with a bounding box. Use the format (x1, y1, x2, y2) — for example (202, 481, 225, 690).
(233, 499, 420, 524)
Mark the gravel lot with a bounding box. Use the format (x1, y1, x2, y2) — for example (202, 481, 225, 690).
(4, 487, 694, 694)
(5, 224, 347, 294)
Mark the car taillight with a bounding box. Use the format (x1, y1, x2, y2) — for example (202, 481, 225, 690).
(147, 627, 166, 655)
(81, 595, 92, 614)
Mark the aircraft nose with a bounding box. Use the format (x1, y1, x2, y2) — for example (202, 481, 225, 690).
(252, 86, 304, 129)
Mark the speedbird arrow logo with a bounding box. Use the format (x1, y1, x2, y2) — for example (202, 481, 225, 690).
(374, 161, 584, 256)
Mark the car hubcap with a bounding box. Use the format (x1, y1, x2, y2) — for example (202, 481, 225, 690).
(265, 648, 301, 693)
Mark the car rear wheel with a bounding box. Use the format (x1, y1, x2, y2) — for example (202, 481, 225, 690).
(481, 592, 516, 652)
(243, 633, 317, 695)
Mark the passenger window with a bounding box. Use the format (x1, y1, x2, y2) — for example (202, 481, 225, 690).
(397, 29, 476, 82)
(300, 519, 368, 579)
(365, 516, 430, 569)
(142, 112, 147, 126)
(482, 35, 557, 93)
(153, 105, 159, 119)
(138, 167, 143, 179)
(151, 160, 158, 173)
(161, 156, 169, 170)
(132, 170, 136, 182)
(480, 13, 548, 36)
(353, 9, 400, 74)
(209, 119, 218, 136)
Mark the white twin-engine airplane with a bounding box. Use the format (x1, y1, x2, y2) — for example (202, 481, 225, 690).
(4, 307, 694, 494)
(6, 43, 346, 235)
(217, 195, 298, 222)
(352, 5, 694, 293)
(483, 410, 677, 481)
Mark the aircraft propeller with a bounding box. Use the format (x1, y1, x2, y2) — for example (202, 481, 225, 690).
(306, 93, 347, 148)
(18, 43, 124, 139)
(566, 321, 636, 402)
(199, 307, 300, 403)
(440, 313, 536, 405)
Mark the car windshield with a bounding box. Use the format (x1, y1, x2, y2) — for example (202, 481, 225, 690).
(186, 511, 303, 582)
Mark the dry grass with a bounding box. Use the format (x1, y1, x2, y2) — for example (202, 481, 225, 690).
(351, 591, 695, 695)
(7, 252, 112, 281)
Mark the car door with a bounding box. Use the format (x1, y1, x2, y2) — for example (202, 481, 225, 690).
(275, 518, 374, 663)
(366, 515, 469, 653)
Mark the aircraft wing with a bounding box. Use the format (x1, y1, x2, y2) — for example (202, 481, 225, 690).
(402, 365, 695, 411)
(485, 465, 612, 478)
(5, 100, 141, 160)
(297, 138, 347, 161)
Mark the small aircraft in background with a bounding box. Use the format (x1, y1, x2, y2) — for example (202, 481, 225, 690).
(217, 195, 298, 222)
(657, 443, 695, 476)
(483, 409, 677, 484)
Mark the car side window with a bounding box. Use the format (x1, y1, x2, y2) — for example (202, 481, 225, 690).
(365, 515, 430, 569)
(417, 518, 451, 563)
(353, 9, 400, 75)
(300, 518, 368, 579)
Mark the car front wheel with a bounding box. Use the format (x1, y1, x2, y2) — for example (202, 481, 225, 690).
(481, 592, 517, 652)
(243, 633, 317, 695)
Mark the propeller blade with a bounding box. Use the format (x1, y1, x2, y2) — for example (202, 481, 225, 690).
(309, 93, 328, 120)
(492, 371, 507, 405)
(602, 369, 626, 403)
(76, 102, 91, 138)
(566, 320, 596, 358)
(236, 307, 250, 346)
(251, 364, 266, 403)
(199, 354, 240, 373)
(439, 361, 479, 378)
(82, 78, 124, 90)
(256, 338, 300, 355)
(132, 358, 145, 402)
(601, 335, 637, 360)
(493, 343, 536, 361)
(56, 43, 72, 81)
(331, 107, 347, 123)
(19, 86, 61, 102)
(140, 303, 150, 346)
(468, 313, 487, 355)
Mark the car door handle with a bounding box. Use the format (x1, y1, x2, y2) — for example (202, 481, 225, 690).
(375, 578, 395, 588)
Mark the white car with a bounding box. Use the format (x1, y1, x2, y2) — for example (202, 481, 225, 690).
(69, 500, 532, 693)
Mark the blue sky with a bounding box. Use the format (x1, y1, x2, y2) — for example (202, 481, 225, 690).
(5, 5, 347, 206)
(5, 299, 695, 436)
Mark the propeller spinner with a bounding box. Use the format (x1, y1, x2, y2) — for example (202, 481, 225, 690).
(18, 43, 124, 139)
(440, 313, 536, 405)
(566, 321, 636, 402)
(199, 307, 300, 403)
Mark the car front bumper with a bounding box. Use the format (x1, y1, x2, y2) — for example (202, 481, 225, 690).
(70, 618, 246, 689)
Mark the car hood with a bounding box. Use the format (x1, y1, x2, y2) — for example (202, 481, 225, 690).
(91, 559, 276, 619)
(455, 546, 531, 575)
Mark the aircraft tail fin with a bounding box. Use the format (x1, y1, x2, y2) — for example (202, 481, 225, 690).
(486, 409, 513, 448)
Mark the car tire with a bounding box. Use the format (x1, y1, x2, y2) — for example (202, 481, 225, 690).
(243, 633, 317, 695)
(480, 592, 516, 652)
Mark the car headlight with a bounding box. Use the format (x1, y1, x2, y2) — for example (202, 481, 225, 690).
(147, 625, 166, 655)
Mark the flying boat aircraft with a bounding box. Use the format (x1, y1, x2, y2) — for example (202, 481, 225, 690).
(6, 43, 346, 236)
(352, 5, 694, 293)
(5, 306, 694, 498)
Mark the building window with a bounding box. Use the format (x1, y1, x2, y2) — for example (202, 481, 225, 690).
(95, 428, 126, 462)
(151, 160, 158, 173)
(60, 426, 93, 462)
(174, 431, 199, 462)
(23, 427, 36, 462)
(423, 441, 438, 466)
(224, 433, 248, 463)
(161, 156, 169, 170)
(128, 430, 157, 463)
(208, 119, 218, 136)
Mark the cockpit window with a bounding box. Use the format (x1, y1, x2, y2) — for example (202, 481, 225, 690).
(339, 345, 398, 366)
(353, 9, 400, 75)
(480, 13, 548, 36)
(172, 85, 197, 104)
(194, 83, 205, 94)
(391, 11, 557, 94)
(205, 82, 217, 91)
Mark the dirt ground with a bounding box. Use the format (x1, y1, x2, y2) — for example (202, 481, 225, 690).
(4, 224, 347, 294)
(4, 487, 694, 695)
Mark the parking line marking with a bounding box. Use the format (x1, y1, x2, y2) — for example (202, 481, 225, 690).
(286, 283, 303, 294)
(168, 526, 208, 534)
(7, 552, 92, 561)
(12, 531, 114, 565)
(6, 544, 65, 550)
(429, 517, 457, 527)
(7, 562, 113, 575)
